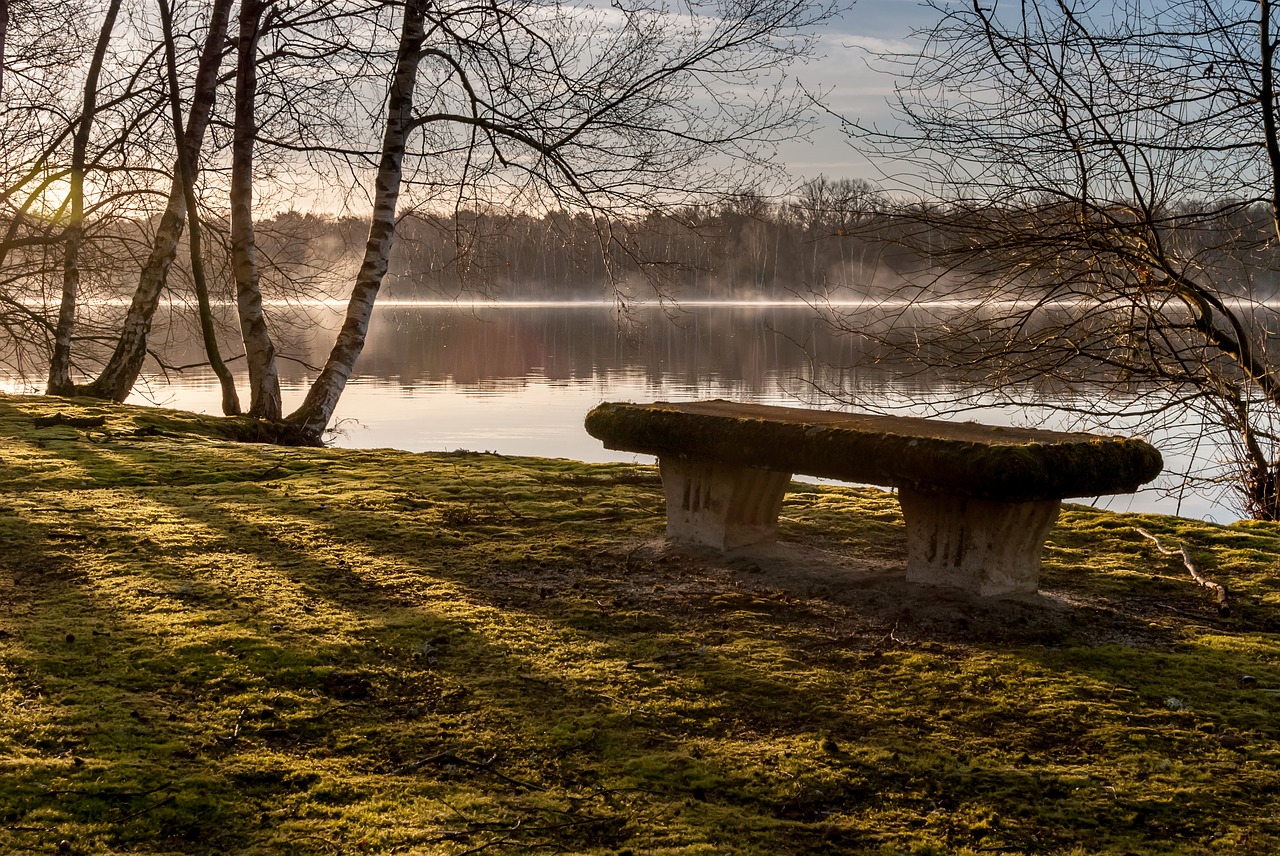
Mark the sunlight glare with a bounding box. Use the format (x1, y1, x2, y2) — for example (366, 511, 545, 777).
(37, 177, 73, 220)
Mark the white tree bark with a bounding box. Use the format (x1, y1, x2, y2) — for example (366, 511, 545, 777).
(79, 0, 234, 402)
(158, 0, 239, 415)
(0, 0, 8, 100)
(231, 0, 281, 419)
(47, 0, 122, 395)
(286, 0, 427, 441)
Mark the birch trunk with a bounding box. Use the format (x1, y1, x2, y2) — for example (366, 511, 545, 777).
(231, 0, 281, 418)
(0, 0, 8, 100)
(158, 0, 239, 415)
(286, 0, 426, 441)
(47, 0, 121, 396)
(79, 0, 233, 402)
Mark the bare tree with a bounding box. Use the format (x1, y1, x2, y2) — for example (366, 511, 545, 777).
(47, 0, 123, 396)
(0, 0, 8, 100)
(157, 0, 239, 414)
(284, 0, 427, 439)
(842, 0, 1280, 519)
(230, 0, 281, 418)
(14, 0, 829, 441)
(791, 176, 880, 236)
(0, 0, 144, 381)
(75, 0, 234, 403)
(276, 0, 833, 440)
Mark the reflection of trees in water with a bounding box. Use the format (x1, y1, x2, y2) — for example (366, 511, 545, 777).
(83, 303, 344, 387)
(99, 302, 1226, 438)
(123, 303, 1146, 398)
(814, 298, 1280, 513)
(355, 307, 840, 393)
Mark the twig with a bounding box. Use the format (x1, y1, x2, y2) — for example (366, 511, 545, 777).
(1154, 602, 1221, 622)
(1135, 528, 1229, 615)
(114, 794, 175, 822)
(561, 784, 673, 802)
(392, 750, 546, 791)
(454, 818, 608, 855)
(216, 708, 248, 745)
(281, 833, 341, 853)
(41, 782, 170, 799)
(474, 753, 547, 792)
(252, 464, 285, 481)
(878, 611, 909, 647)
(391, 751, 456, 775)
(456, 820, 523, 855)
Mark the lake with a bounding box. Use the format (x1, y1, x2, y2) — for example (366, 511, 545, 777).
(12, 301, 1235, 522)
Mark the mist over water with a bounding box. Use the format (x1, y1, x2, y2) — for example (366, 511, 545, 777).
(13, 302, 1234, 522)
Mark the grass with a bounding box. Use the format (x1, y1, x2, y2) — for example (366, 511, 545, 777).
(0, 393, 1278, 854)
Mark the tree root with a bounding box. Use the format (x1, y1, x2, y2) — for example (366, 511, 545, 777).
(1135, 528, 1229, 615)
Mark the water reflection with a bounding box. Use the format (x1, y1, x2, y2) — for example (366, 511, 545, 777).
(357, 305, 837, 396)
(12, 302, 1227, 521)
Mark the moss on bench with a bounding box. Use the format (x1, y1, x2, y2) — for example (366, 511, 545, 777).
(585, 400, 1163, 503)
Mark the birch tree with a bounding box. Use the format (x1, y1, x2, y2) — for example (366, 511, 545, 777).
(158, 0, 240, 414)
(276, 0, 833, 440)
(0, 0, 142, 379)
(230, 0, 281, 419)
(284, 0, 426, 438)
(46, 0, 122, 395)
(1, 1, 9, 99)
(75, 0, 234, 402)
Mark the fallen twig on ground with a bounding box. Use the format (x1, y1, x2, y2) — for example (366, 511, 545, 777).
(393, 750, 546, 792)
(1136, 528, 1229, 615)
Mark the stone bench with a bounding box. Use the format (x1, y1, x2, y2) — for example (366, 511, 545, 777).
(584, 400, 1163, 596)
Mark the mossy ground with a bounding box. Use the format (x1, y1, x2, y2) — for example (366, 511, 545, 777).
(0, 394, 1278, 855)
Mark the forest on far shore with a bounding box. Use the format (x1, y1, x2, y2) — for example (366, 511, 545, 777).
(21, 177, 1280, 306)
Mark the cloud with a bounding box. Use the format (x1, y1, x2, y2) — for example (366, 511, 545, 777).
(824, 33, 915, 54)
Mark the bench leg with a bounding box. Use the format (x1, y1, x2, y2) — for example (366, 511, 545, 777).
(658, 458, 792, 550)
(898, 488, 1061, 596)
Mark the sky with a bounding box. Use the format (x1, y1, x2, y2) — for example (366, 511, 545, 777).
(779, 0, 941, 183)
(297, 0, 945, 214)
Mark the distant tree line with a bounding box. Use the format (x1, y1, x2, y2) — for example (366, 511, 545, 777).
(0, 175, 894, 305)
(21, 172, 1277, 309)
(225, 177, 899, 301)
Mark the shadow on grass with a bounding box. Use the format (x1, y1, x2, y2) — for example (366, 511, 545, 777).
(1, 398, 1279, 853)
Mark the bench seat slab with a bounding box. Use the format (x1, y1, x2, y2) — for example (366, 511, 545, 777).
(659, 458, 792, 550)
(899, 488, 1061, 597)
(585, 400, 1163, 502)
(588, 401, 1160, 597)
